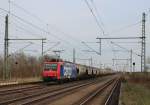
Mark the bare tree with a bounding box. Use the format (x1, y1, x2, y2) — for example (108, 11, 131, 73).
(0, 53, 43, 80)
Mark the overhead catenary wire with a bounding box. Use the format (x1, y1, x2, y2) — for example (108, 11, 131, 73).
(82, 41, 100, 55)
(10, 42, 34, 54)
(11, 17, 44, 38)
(43, 42, 60, 54)
(7, 0, 138, 65)
(90, 0, 105, 27)
(0, 8, 83, 51)
(13, 21, 86, 58)
(10, 1, 48, 26)
(7, 1, 102, 63)
(83, 0, 142, 71)
(84, 0, 105, 35)
(0, 8, 90, 62)
(111, 41, 141, 57)
(0, 8, 64, 41)
(110, 21, 142, 34)
(84, 0, 115, 57)
(88, 0, 143, 58)
(10, 1, 88, 51)
(83, 0, 109, 56)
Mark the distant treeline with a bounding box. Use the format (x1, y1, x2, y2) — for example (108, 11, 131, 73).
(0, 53, 43, 80)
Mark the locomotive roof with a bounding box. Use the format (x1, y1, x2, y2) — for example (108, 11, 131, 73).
(44, 59, 100, 70)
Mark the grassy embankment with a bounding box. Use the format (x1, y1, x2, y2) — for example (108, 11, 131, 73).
(120, 72, 150, 105)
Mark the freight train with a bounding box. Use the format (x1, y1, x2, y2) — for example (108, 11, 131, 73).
(42, 57, 112, 82)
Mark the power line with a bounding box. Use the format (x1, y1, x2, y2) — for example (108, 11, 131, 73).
(43, 42, 60, 54)
(84, 0, 105, 34)
(110, 21, 142, 34)
(89, 2, 142, 61)
(82, 41, 100, 55)
(90, 0, 105, 27)
(0, 8, 93, 63)
(9, 2, 98, 60)
(10, 1, 47, 24)
(11, 18, 44, 38)
(0, 8, 48, 34)
(10, 42, 33, 54)
(111, 41, 141, 57)
(45, 24, 87, 53)
(0, 8, 80, 51)
(84, 0, 114, 57)
(10, 1, 87, 52)
(0, 8, 65, 41)
(85, 0, 119, 57)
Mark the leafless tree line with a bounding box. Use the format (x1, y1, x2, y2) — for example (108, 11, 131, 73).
(0, 53, 43, 80)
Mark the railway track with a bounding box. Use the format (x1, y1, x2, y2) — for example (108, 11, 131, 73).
(104, 78, 121, 105)
(0, 75, 120, 105)
(20, 80, 99, 105)
(0, 81, 64, 96)
(0, 80, 83, 98)
(73, 77, 121, 105)
(0, 85, 45, 95)
(29, 76, 117, 105)
(0, 76, 110, 105)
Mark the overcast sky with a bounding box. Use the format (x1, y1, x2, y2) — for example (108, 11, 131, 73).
(0, 0, 150, 71)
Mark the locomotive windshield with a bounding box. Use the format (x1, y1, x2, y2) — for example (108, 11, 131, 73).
(44, 63, 57, 71)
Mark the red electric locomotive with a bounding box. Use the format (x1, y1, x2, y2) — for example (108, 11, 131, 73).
(42, 58, 77, 82)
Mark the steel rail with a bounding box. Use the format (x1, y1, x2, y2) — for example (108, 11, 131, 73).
(104, 78, 121, 105)
(20, 80, 101, 105)
(76, 78, 116, 105)
(0, 79, 99, 105)
(0, 85, 43, 95)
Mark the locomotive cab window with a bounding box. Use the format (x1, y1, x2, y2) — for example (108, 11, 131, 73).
(44, 63, 57, 71)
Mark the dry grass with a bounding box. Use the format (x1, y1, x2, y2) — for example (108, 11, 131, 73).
(127, 73, 150, 89)
(120, 82, 150, 105)
(120, 73, 150, 105)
